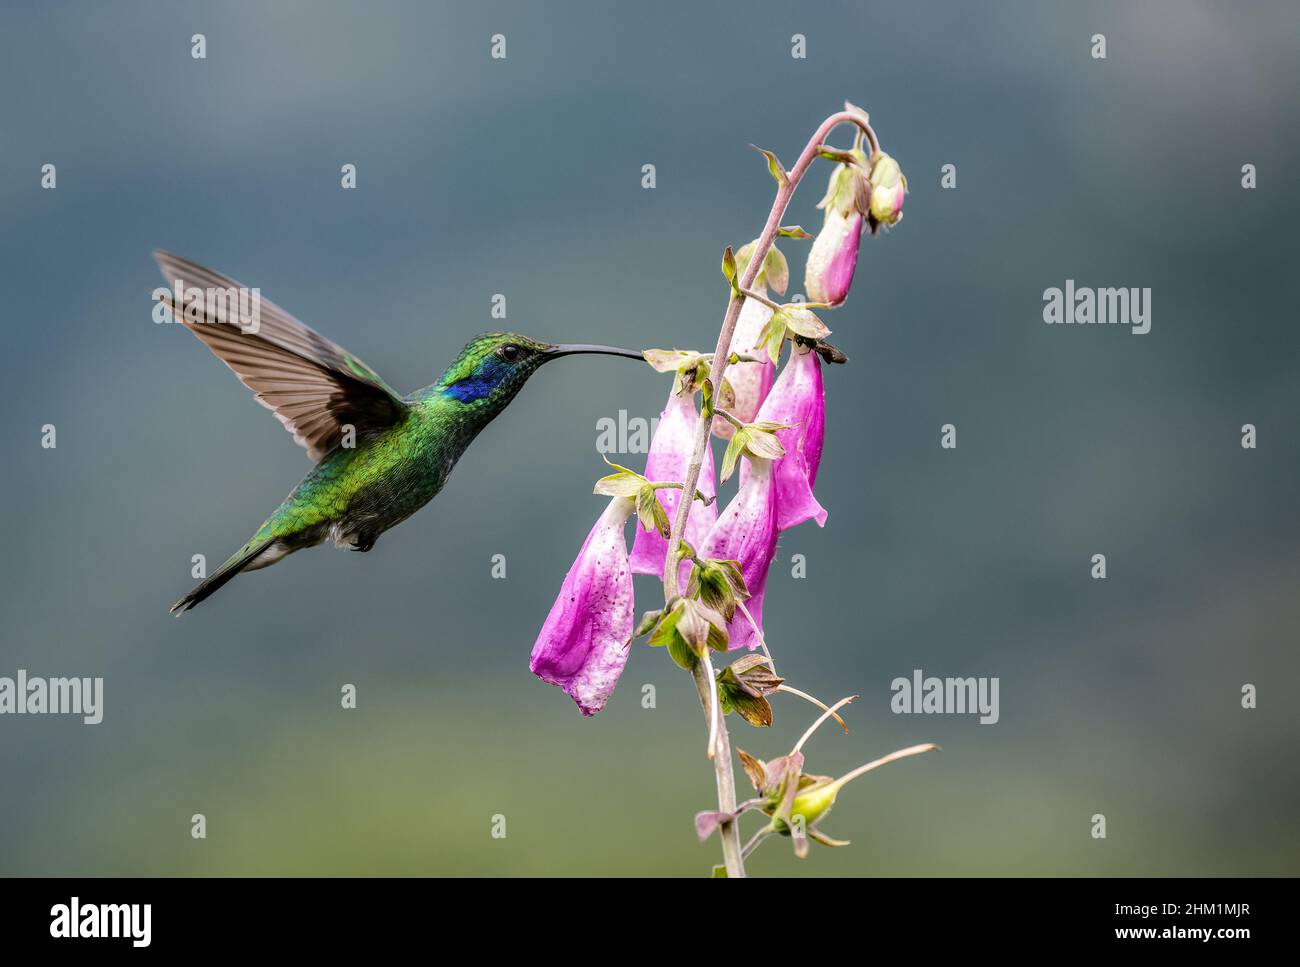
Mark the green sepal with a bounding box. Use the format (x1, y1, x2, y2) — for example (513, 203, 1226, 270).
(666, 635, 697, 670)
(778, 225, 814, 240)
(729, 690, 774, 728)
(721, 245, 739, 294)
(647, 599, 685, 648)
(755, 311, 787, 365)
(700, 377, 715, 420)
(636, 484, 671, 537)
(720, 428, 748, 483)
(763, 245, 789, 296)
(632, 608, 664, 639)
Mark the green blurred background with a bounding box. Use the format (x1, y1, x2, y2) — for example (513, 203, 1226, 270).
(2, 0, 1297, 875)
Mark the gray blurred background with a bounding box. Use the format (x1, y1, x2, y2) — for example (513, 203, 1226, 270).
(1, 0, 1297, 876)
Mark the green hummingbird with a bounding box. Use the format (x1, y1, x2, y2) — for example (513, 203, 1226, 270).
(154, 251, 643, 614)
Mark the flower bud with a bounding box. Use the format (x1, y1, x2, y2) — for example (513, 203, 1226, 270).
(804, 207, 863, 307)
(867, 152, 906, 230)
(530, 496, 636, 716)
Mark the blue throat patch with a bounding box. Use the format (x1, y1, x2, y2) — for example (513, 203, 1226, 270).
(444, 358, 509, 403)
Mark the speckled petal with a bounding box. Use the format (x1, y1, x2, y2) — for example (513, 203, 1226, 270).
(530, 497, 635, 715)
(752, 345, 827, 531)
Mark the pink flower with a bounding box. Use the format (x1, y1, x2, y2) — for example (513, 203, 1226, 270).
(744, 343, 826, 531)
(530, 497, 635, 716)
(804, 208, 863, 308)
(629, 388, 718, 577)
(698, 458, 778, 651)
(714, 290, 777, 439)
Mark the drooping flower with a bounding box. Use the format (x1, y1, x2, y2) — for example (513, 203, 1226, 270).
(530, 496, 635, 716)
(629, 385, 717, 577)
(805, 145, 907, 306)
(804, 207, 863, 308)
(743, 342, 826, 531)
(697, 456, 778, 651)
(805, 150, 869, 307)
(867, 151, 906, 230)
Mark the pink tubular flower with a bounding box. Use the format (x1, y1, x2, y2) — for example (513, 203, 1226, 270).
(746, 342, 826, 531)
(530, 496, 635, 716)
(804, 208, 863, 308)
(715, 286, 777, 439)
(629, 387, 718, 577)
(698, 458, 778, 651)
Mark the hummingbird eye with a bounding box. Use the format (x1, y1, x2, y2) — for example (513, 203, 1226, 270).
(497, 343, 521, 362)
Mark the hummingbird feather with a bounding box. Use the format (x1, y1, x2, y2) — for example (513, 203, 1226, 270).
(153, 250, 408, 461)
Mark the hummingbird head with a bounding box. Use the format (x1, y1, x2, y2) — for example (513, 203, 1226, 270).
(437, 332, 642, 411)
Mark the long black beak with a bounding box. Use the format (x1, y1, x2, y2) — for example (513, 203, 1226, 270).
(546, 343, 644, 361)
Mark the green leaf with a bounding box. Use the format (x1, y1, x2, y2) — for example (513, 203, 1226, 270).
(778, 225, 814, 240)
(636, 485, 664, 535)
(674, 601, 711, 656)
(733, 240, 760, 288)
(698, 604, 729, 652)
(700, 377, 715, 420)
(782, 306, 830, 340)
(716, 559, 749, 599)
(594, 470, 645, 498)
(745, 427, 786, 461)
(647, 601, 685, 648)
(763, 246, 789, 296)
(720, 428, 748, 483)
(730, 691, 774, 728)
(666, 633, 698, 670)
(642, 348, 704, 373)
(696, 569, 732, 619)
(632, 609, 663, 639)
(816, 145, 860, 165)
(750, 144, 788, 187)
(650, 497, 670, 537)
(763, 312, 787, 364)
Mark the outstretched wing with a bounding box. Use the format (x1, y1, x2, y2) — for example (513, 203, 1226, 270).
(154, 250, 409, 461)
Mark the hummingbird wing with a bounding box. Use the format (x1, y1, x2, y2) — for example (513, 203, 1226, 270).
(153, 250, 409, 461)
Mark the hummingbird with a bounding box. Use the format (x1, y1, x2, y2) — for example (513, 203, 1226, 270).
(154, 251, 643, 614)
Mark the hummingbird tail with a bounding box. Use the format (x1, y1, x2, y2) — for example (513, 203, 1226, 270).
(170, 537, 278, 615)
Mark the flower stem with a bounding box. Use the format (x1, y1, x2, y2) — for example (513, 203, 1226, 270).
(662, 107, 879, 880)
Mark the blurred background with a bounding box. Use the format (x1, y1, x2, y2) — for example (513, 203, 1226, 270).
(1, 0, 1297, 876)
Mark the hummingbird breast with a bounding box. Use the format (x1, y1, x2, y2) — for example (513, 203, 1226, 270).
(265, 408, 463, 550)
